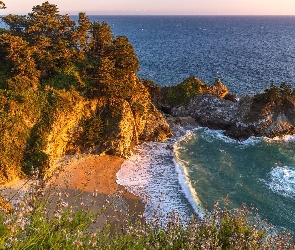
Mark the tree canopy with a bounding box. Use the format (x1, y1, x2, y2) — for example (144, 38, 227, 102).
(0, 1, 139, 95)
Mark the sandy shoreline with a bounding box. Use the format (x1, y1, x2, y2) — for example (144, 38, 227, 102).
(0, 154, 144, 230)
(0, 116, 198, 228)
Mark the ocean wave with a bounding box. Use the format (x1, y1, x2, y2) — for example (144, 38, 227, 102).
(172, 155, 205, 219)
(263, 166, 295, 199)
(116, 139, 196, 225)
(117, 125, 295, 225)
(183, 127, 262, 146)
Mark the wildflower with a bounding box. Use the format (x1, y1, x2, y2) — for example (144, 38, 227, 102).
(73, 240, 83, 248)
(60, 201, 68, 207)
(77, 229, 83, 238)
(89, 239, 97, 247)
(54, 212, 62, 220)
(7, 225, 16, 233)
(16, 219, 26, 230)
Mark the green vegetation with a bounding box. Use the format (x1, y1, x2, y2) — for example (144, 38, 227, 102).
(164, 77, 205, 107)
(0, 1, 141, 183)
(247, 83, 295, 122)
(253, 83, 295, 107)
(0, 184, 294, 249)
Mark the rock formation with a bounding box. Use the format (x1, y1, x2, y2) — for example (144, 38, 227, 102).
(169, 81, 295, 140)
(37, 78, 172, 176)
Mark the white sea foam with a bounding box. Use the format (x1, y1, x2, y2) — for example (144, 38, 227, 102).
(194, 127, 262, 146)
(263, 166, 295, 199)
(116, 138, 198, 225)
(173, 152, 205, 219)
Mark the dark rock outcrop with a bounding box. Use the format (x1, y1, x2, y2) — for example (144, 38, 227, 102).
(170, 81, 295, 140)
(171, 95, 238, 130)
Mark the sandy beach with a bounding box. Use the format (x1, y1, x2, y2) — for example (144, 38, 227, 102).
(0, 154, 144, 230)
(0, 116, 197, 229)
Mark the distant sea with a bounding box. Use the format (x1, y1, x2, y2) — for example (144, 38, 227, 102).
(2, 15, 295, 231)
(86, 15, 295, 96)
(2, 15, 295, 95)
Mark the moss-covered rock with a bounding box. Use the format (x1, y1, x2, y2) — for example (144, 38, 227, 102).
(157, 77, 230, 111)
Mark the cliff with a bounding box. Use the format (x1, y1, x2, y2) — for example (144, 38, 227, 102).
(0, 77, 172, 184)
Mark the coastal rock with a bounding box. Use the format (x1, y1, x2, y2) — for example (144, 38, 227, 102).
(172, 82, 295, 140)
(155, 77, 230, 110)
(204, 78, 229, 98)
(171, 94, 238, 130)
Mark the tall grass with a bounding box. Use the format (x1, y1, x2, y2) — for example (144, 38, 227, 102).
(0, 176, 294, 249)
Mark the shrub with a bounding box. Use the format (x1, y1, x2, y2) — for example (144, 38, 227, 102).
(165, 77, 205, 107)
(0, 181, 294, 249)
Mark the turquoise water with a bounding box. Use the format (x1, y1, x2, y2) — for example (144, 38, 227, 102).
(175, 128, 295, 231)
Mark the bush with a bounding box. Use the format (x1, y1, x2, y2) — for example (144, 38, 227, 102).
(165, 77, 205, 107)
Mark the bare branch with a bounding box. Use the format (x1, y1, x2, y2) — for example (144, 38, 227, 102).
(0, 1, 6, 9)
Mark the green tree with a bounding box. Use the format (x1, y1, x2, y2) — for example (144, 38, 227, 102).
(26, 2, 76, 78)
(0, 34, 40, 91)
(85, 21, 140, 97)
(1, 15, 28, 36)
(2, 2, 77, 79)
(85, 21, 114, 95)
(72, 12, 92, 60)
(0, 1, 140, 96)
(111, 35, 139, 79)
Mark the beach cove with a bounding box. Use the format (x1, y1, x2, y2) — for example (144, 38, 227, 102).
(0, 154, 144, 231)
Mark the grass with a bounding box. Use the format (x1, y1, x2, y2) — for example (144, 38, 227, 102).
(0, 174, 294, 249)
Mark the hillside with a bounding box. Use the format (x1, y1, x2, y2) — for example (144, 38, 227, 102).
(0, 1, 172, 184)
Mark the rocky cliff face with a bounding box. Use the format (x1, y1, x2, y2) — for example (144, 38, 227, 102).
(225, 89, 295, 139)
(38, 78, 172, 176)
(170, 82, 295, 140)
(171, 95, 238, 130)
(0, 77, 172, 184)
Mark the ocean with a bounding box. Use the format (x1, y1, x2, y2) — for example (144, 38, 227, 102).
(2, 15, 295, 231)
(110, 16, 295, 232)
(85, 15, 295, 96)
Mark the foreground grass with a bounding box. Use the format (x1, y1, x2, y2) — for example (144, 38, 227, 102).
(0, 179, 294, 249)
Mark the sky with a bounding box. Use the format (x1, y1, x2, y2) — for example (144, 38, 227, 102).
(1, 0, 295, 15)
